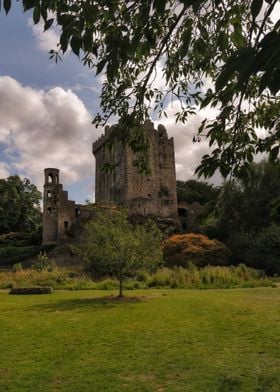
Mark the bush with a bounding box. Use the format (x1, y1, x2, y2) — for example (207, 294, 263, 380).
(246, 224, 280, 275)
(32, 252, 54, 272)
(226, 230, 254, 265)
(163, 233, 231, 268)
(13, 263, 23, 272)
(0, 230, 42, 247)
(0, 245, 41, 266)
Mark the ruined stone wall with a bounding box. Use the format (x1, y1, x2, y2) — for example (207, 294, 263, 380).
(42, 168, 82, 244)
(92, 120, 178, 218)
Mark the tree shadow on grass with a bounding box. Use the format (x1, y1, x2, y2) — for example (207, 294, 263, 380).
(216, 375, 242, 392)
(29, 295, 147, 313)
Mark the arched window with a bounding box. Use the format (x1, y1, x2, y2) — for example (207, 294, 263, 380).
(48, 173, 54, 183)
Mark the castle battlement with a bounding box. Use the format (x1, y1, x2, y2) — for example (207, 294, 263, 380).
(92, 126, 113, 154)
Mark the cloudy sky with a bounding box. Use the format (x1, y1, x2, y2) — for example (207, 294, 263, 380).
(1, 4, 279, 204)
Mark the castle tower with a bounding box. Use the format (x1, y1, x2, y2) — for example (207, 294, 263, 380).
(42, 168, 60, 244)
(42, 168, 78, 244)
(92, 120, 178, 219)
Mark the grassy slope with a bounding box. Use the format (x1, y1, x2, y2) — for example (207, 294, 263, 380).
(0, 288, 279, 392)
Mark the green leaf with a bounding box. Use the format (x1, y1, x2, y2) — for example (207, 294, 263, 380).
(44, 19, 54, 32)
(232, 24, 246, 48)
(33, 4, 40, 24)
(217, 31, 227, 51)
(251, 0, 263, 19)
(3, 0, 11, 14)
(60, 30, 69, 53)
(70, 36, 81, 56)
(96, 59, 107, 75)
(180, 26, 192, 57)
(22, 0, 37, 12)
(269, 146, 279, 161)
(216, 64, 235, 91)
(153, 0, 165, 15)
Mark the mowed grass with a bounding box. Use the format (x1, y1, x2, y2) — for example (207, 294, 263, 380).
(0, 288, 279, 392)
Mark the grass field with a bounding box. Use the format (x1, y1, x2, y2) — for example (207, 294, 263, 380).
(0, 288, 279, 392)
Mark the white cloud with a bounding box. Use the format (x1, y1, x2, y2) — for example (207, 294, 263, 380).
(155, 100, 221, 183)
(0, 162, 10, 178)
(270, 3, 280, 24)
(0, 74, 222, 204)
(28, 18, 60, 52)
(0, 76, 102, 196)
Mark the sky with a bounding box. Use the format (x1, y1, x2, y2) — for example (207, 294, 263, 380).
(0, 3, 279, 204)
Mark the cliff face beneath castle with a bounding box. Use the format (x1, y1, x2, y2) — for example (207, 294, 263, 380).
(92, 120, 178, 219)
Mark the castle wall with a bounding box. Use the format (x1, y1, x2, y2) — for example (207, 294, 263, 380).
(92, 120, 178, 218)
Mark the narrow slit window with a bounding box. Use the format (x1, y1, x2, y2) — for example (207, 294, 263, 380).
(64, 221, 69, 230)
(47, 207, 51, 214)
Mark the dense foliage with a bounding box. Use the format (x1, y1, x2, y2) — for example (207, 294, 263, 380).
(78, 208, 163, 296)
(163, 233, 231, 268)
(2, 1, 280, 177)
(200, 160, 280, 274)
(0, 175, 41, 234)
(0, 232, 50, 266)
(177, 179, 219, 205)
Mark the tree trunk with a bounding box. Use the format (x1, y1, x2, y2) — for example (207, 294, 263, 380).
(119, 276, 123, 297)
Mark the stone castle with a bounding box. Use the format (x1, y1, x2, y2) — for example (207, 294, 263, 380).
(43, 120, 178, 244)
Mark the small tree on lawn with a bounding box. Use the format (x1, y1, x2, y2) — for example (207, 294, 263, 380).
(80, 208, 163, 297)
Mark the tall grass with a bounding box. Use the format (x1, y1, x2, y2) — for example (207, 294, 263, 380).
(0, 264, 274, 290)
(0, 267, 96, 290)
(145, 264, 274, 289)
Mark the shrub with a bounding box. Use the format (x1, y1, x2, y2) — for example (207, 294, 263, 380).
(0, 245, 41, 266)
(246, 224, 280, 275)
(0, 231, 41, 247)
(96, 279, 119, 290)
(13, 263, 23, 272)
(32, 252, 54, 272)
(227, 230, 255, 265)
(163, 233, 231, 268)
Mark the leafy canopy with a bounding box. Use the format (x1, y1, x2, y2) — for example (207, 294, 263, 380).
(79, 208, 163, 297)
(177, 179, 219, 205)
(2, 0, 280, 178)
(0, 175, 41, 234)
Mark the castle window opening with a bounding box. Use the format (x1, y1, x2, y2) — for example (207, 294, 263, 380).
(162, 199, 173, 206)
(55, 175, 59, 183)
(64, 221, 69, 230)
(178, 208, 188, 217)
(48, 173, 54, 183)
(47, 190, 51, 198)
(75, 208, 81, 217)
(47, 207, 51, 214)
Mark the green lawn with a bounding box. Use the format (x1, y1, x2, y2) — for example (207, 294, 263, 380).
(0, 288, 279, 392)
